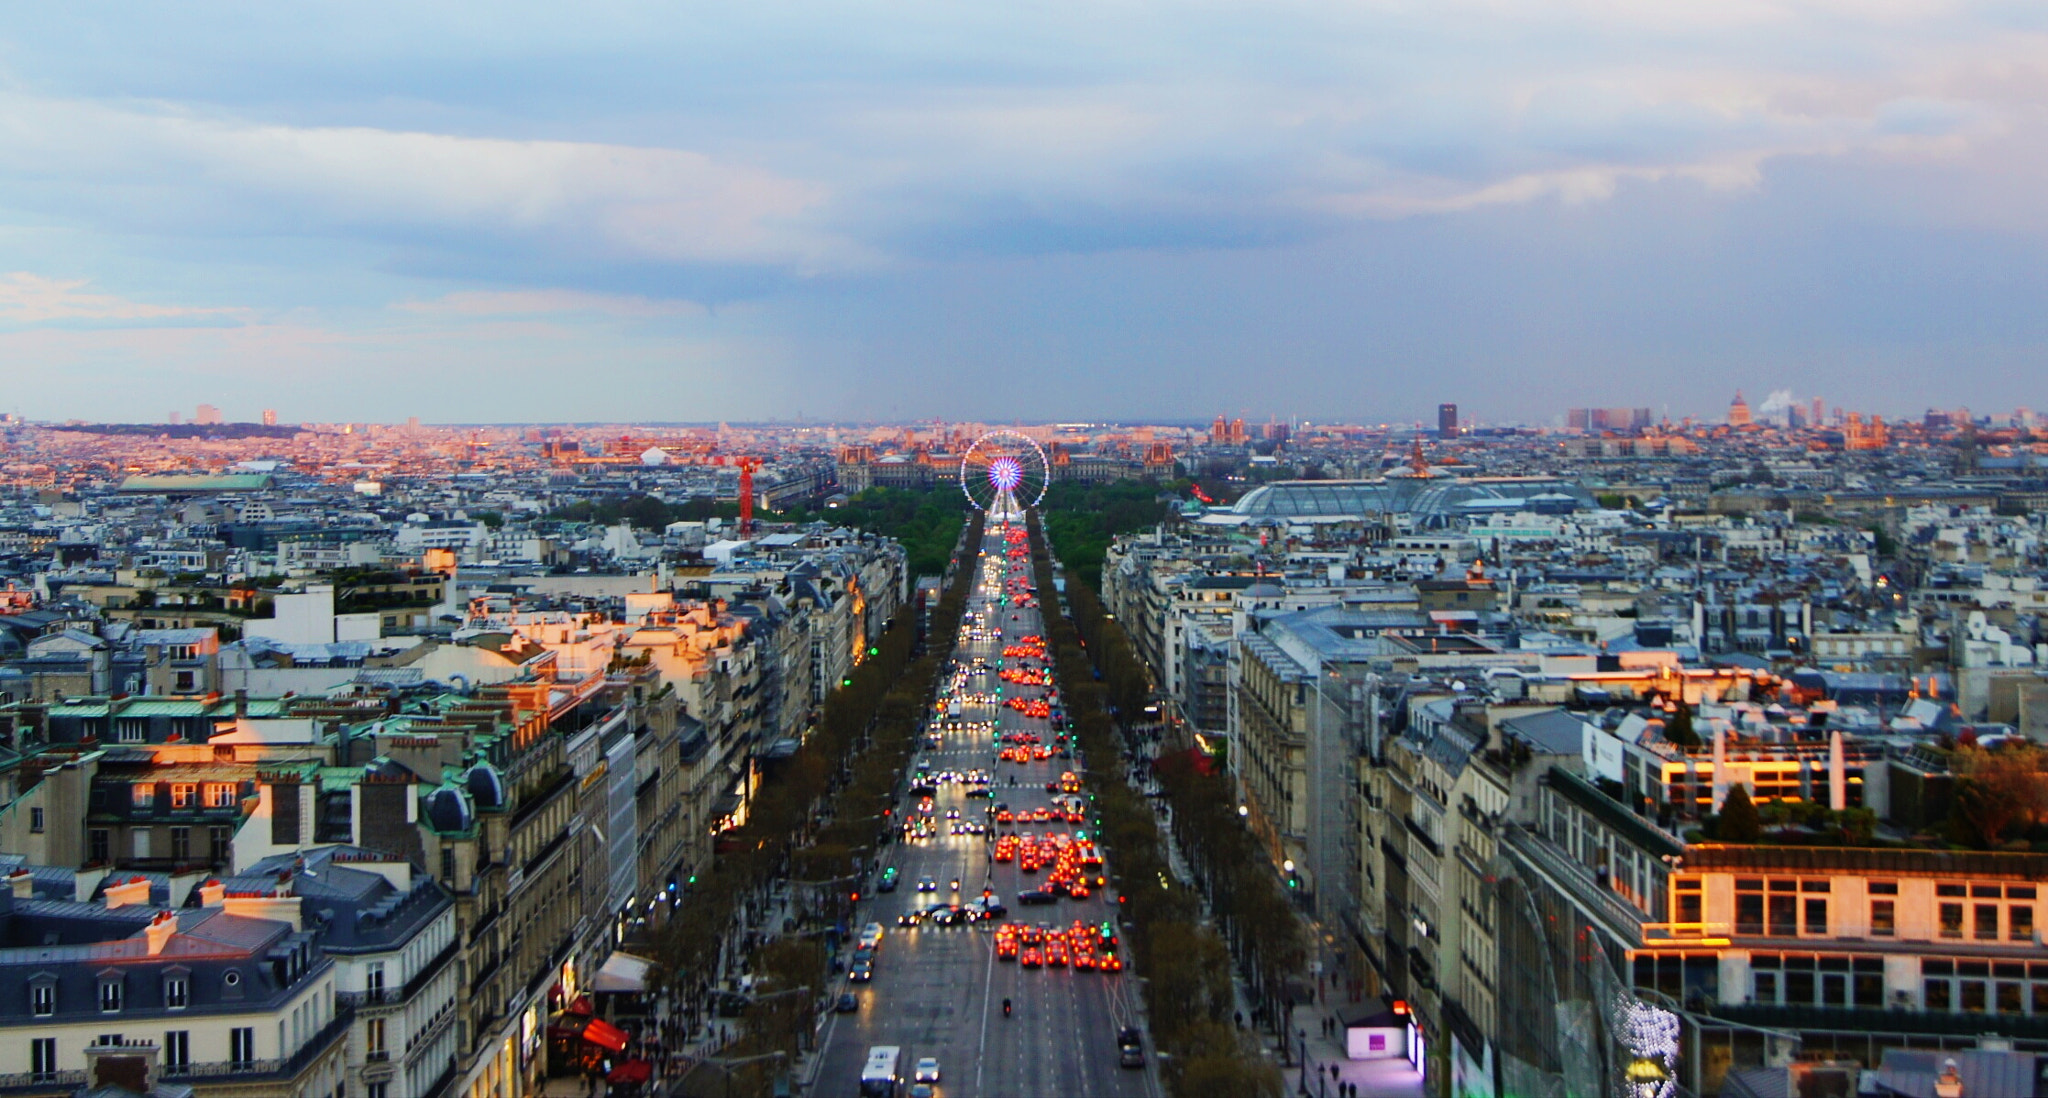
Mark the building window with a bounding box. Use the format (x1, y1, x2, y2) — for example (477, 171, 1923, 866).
(132, 785, 155, 809)
(31, 981, 55, 1017)
(1870, 900, 1894, 937)
(170, 784, 196, 809)
(1940, 903, 1964, 939)
(209, 827, 232, 863)
(1673, 878, 1702, 926)
(117, 719, 148, 743)
(164, 1030, 189, 1072)
(31, 1038, 56, 1080)
(164, 976, 187, 1009)
(174, 672, 195, 692)
(170, 828, 191, 863)
(132, 831, 152, 860)
(1960, 980, 1987, 1012)
(29, 806, 43, 833)
(99, 979, 123, 1013)
(366, 961, 385, 994)
(368, 1084, 389, 1098)
(1768, 893, 1798, 937)
(1925, 979, 1951, 1011)
(1997, 981, 2024, 1014)
(1976, 904, 2000, 941)
(1803, 898, 1828, 936)
(1735, 880, 1764, 936)
(366, 1016, 386, 1055)
(204, 784, 236, 809)
(1751, 970, 1777, 1004)
(2012, 905, 2034, 942)
(230, 1026, 255, 1066)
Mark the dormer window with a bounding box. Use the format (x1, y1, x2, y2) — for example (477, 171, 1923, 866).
(164, 973, 188, 1010)
(132, 785, 155, 809)
(98, 976, 124, 1013)
(203, 783, 236, 809)
(29, 977, 55, 1017)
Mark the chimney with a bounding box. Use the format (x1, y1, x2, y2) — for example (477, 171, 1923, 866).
(144, 910, 176, 955)
(234, 689, 248, 719)
(6, 869, 33, 901)
(104, 876, 152, 909)
(198, 878, 226, 907)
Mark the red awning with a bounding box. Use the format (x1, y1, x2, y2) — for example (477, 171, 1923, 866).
(606, 1060, 653, 1084)
(581, 1016, 629, 1053)
(567, 994, 596, 1017)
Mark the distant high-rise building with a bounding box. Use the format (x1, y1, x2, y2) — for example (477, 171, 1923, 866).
(1727, 392, 1752, 427)
(1437, 403, 1459, 438)
(1811, 397, 1824, 426)
(407, 416, 421, 434)
(194, 403, 221, 426)
(262, 408, 278, 426)
(168, 410, 180, 425)
(1566, 407, 1654, 433)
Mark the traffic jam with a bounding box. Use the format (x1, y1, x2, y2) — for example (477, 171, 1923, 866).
(872, 522, 1123, 982)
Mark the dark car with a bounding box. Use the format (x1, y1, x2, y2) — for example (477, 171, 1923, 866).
(1017, 889, 1057, 905)
(878, 868, 900, 893)
(836, 992, 859, 1013)
(849, 961, 874, 983)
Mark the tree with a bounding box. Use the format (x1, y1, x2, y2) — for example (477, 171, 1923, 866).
(1950, 744, 2048, 848)
(1664, 703, 1700, 748)
(1718, 783, 1762, 843)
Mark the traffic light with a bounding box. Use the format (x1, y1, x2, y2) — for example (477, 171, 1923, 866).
(850, 891, 860, 903)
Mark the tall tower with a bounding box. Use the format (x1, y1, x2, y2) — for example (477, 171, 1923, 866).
(1727, 392, 1753, 428)
(1437, 403, 1460, 439)
(262, 409, 278, 427)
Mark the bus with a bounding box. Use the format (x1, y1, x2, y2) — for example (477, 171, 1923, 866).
(860, 1045, 902, 1097)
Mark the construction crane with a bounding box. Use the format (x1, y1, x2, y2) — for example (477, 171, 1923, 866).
(716, 455, 765, 536)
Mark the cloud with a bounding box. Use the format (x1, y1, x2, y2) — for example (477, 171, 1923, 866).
(0, 95, 854, 272)
(0, 272, 248, 327)
(396, 289, 708, 319)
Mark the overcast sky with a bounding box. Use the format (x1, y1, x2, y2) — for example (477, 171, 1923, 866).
(2, 2, 2044, 425)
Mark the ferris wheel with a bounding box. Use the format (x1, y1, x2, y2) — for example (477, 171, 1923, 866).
(960, 430, 1050, 519)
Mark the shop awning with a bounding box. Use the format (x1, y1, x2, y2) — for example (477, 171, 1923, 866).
(552, 1014, 630, 1052)
(606, 1060, 653, 1084)
(581, 1016, 630, 1052)
(592, 951, 656, 994)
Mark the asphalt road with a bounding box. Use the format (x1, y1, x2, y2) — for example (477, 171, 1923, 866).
(811, 523, 1157, 1098)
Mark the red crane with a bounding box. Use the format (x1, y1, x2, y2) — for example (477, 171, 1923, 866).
(717, 455, 764, 536)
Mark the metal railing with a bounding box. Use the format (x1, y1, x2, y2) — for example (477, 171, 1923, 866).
(1502, 826, 1649, 947)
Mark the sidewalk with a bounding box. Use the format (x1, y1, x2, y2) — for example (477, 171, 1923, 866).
(1288, 988, 1426, 1098)
(1141, 740, 1423, 1098)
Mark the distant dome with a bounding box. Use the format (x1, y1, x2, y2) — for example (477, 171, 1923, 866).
(465, 764, 506, 810)
(640, 447, 669, 466)
(423, 786, 473, 834)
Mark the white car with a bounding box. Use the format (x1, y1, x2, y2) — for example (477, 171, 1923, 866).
(914, 1056, 941, 1083)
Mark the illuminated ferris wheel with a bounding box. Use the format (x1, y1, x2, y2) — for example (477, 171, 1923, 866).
(960, 430, 1050, 519)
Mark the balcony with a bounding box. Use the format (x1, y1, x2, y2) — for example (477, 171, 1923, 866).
(0, 1071, 87, 1093)
(1711, 1002, 2048, 1041)
(164, 1006, 353, 1081)
(1502, 826, 1648, 949)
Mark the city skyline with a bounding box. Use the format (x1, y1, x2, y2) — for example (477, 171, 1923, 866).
(4, 4, 2046, 422)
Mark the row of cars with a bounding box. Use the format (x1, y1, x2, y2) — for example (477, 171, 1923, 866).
(994, 919, 1124, 972)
